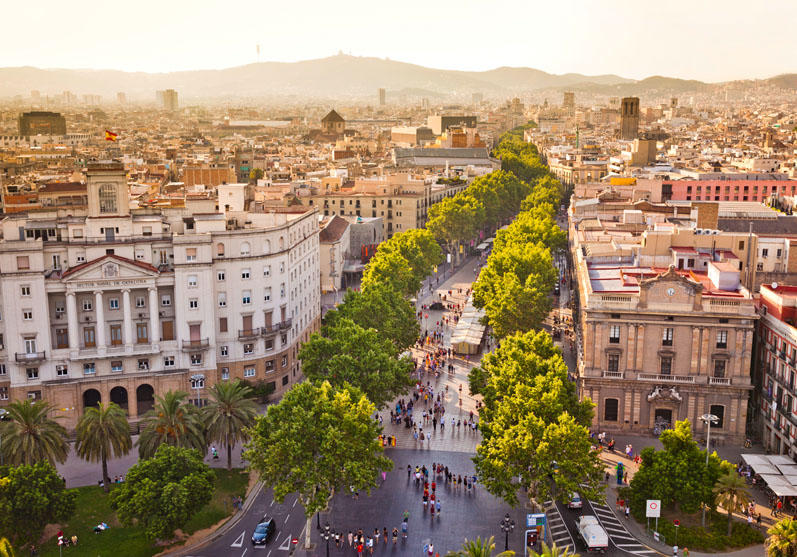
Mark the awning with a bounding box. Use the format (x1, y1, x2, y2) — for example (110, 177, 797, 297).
(741, 454, 770, 466)
(770, 484, 797, 497)
(751, 464, 780, 475)
(777, 465, 797, 476)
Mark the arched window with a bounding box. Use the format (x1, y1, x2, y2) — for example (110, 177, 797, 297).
(240, 242, 250, 256)
(217, 243, 225, 257)
(98, 184, 117, 213)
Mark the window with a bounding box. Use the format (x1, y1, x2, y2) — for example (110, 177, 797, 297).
(109, 298, 119, 310)
(264, 288, 271, 302)
(244, 366, 255, 377)
(16, 256, 29, 270)
(219, 317, 228, 332)
(221, 367, 230, 380)
(138, 359, 149, 370)
(709, 405, 725, 429)
(662, 328, 673, 346)
(240, 242, 250, 256)
(716, 330, 728, 349)
(83, 363, 96, 375)
(98, 184, 117, 213)
(279, 262, 285, 274)
(242, 290, 251, 305)
(73, 228, 83, 238)
(217, 243, 225, 257)
(164, 356, 175, 367)
(220, 345, 228, 356)
(27, 390, 41, 400)
(265, 339, 274, 351)
(281, 333, 288, 346)
(188, 275, 198, 288)
(244, 343, 254, 355)
(218, 293, 227, 307)
(162, 320, 174, 341)
(0, 387, 7, 400)
(109, 325, 123, 346)
(136, 296, 145, 308)
(762, 248, 769, 258)
(83, 327, 96, 348)
(281, 356, 288, 367)
(111, 361, 123, 372)
(241, 269, 250, 279)
(280, 283, 286, 299)
(607, 353, 620, 372)
(190, 354, 202, 366)
(55, 329, 69, 349)
(609, 325, 620, 344)
(713, 359, 727, 378)
(186, 248, 197, 262)
(604, 398, 619, 422)
(189, 298, 198, 309)
(217, 270, 226, 281)
(136, 323, 148, 344)
(26, 367, 39, 380)
(56, 365, 68, 376)
(142, 226, 152, 236)
(778, 249, 783, 258)
(282, 375, 289, 386)
(660, 355, 673, 375)
(82, 299, 93, 311)
(21, 286, 30, 296)
(739, 240, 745, 250)
(263, 265, 271, 277)
(0, 365, 6, 376)
(161, 294, 171, 306)
(22, 310, 32, 320)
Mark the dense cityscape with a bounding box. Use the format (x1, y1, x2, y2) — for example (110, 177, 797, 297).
(2, 4, 797, 557)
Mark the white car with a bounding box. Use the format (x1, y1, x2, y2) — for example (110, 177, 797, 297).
(567, 492, 583, 509)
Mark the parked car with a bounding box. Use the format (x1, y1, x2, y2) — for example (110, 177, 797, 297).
(252, 516, 276, 545)
(576, 515, 608, 553)
(568, 492, 583, 509)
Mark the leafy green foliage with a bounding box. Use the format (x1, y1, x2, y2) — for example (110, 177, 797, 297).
(427, 195, 485, 249)
(202, 381, 258, 470)
(244, 381, 392, 547)
(650, 510, 764, 552)
(0, 399, 69, 466)
(299, 318, 414, 408)
(361, 229, 442, 297)
(444, 535, 514, 557)
(493, 210, 565, 254)
(768, 517, 797, 557)
(111, 445, 215, 540)
(325, 282, 419, 352)
(76, 402, 133, 492)
(137, 390, 207, 459)
(361, 249, 417, 297)
(714, 471, 753, 536)
(0, 461, 76, 546)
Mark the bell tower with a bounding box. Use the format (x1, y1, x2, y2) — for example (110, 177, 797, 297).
(86, 161, 129, 217)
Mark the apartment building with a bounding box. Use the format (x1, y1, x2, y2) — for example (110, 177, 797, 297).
(755, 284, 797, 457)
(0, 162, 320, 428)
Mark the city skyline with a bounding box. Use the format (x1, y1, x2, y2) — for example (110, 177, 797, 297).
(1, 0, 795, 82)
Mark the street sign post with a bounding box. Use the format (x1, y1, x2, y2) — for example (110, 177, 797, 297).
(646, 499, 661, 531)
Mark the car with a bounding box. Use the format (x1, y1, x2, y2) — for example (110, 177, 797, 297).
(251, 516, 276, 545)
(554, 284, 561, 296)
(568, 492, 583, 509)
(429, 301, 444, 310)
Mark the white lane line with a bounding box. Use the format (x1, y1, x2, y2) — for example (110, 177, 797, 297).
(241, 549, 247, 557)
(284, 514, 290, 524)
(292, 498, 297, 508)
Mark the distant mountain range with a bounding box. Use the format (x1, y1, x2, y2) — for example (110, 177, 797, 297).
(0, 54, 794, 101)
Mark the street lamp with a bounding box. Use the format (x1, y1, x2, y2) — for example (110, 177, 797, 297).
(321, 522, 331, 557)
(499, 513, 515, 551)
(700, 413, 719, 528)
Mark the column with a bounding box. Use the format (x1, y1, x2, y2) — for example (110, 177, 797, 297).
(633, 391, 641, 426)
(66, 292, 79, 352)
(635, 325, 646, 370)
(626, 324, 636, 371)
(623, 391, 632, 426)
(733, 330, 746, 377)
(94, 291, 106, 352)
(699, 328, 711, 375)
(122, 289, 133, 349)
(148, 287, 159, 349)
(690, 327, 701, 374)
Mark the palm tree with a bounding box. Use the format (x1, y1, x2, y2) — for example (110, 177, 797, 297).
(445, 536, 515, 557)
(202, 380, 258, 470)
(0, 537, 14, 557)
(713, 470, 752, 536)
(767, 517, 797, 557)
(529, 542, 579, 557)
(0, 399, 68, 465)
(75, 402, 132, 492)
(137, 390, 206, 459)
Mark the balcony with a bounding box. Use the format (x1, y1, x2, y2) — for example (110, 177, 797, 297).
(238, 329, 260, 340)
(181, 339, 209, 351)
(15, 351, 46, 363)
(602, 370, 624, 379)
(709, 377, 732, 386)
(278, 319, 292, 331)
(637, 373, 695, 384)
(261, 324, 280, 337)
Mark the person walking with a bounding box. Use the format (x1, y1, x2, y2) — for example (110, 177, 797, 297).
(348, 531, 353, 547)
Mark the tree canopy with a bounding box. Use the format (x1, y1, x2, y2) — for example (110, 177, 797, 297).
(0, 399, 69, 466)
(75, 402, 132, 492)
(111, 444, 215, 540)
(245, 381, 392, 548)
(137, 390, 207, 459)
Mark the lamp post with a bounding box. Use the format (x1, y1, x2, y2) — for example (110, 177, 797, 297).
(700, 413, 719, 528)
(499, 513, 515, 551)
(321, 522, 331, 557)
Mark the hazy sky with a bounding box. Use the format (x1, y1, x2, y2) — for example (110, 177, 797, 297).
(2, 0, 794, 82)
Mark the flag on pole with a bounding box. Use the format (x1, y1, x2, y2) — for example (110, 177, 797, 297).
(105, 130, 118, 141)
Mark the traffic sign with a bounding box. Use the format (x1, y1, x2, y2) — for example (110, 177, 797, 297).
(673, 519, 680, 527)
(646, 499, 661, 518)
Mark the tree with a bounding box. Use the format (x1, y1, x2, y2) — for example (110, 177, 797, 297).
(203, 380, 258, 470)
(299, 318, 414, 408)
(0, 461, 76, 547)
(427, 195, 485, 263)
(529, 542, 579, 557)
(370, 229, 443, 291)
(249, 168, 264, 182)
(628, 420, 730, 517)
(75, 402, 132, 492)
(111, 444, 215, 540)
(713, 470, 752, 536)
(245, 381, 392, 549)
(493, 211, 566, 254)
(324, 282, 419, 352)
(137, 390, 206, 459)
(0, 538, 13, 557)
(445, 536, 514, 557)
(361, 249, 417, 297)
(0, 399, 68, 466)
(767, 517, 797, 557)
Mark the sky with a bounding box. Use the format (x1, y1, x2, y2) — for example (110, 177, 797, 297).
(2, 0, 794, 82)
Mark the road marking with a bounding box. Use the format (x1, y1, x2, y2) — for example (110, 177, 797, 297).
(270, 498, 275, 507)
(278, 535, 292, 551)
(284, 514, 290, 524)
(240, 549, 247, 557)
(267, 551, 271, 557)
(231, 531, 245, 548)
(292, 498, 297, 508)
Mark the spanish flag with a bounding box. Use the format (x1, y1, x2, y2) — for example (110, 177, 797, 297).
(105, 130, 118, 142)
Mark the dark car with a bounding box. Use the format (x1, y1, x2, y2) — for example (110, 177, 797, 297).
(429, 301, 444, 310)
(554, 284, 560, 296)
(252, 517, 276, 545)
